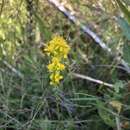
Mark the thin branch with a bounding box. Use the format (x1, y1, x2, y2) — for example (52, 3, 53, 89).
(72, 72, 114, 88)
(47, 0, 130, 74)
(116, 116, 122, 130)
(91, 64, 129, 71)
(3, 60, 24, 79)
(0, 0, 4, 17)
(48, 0, 111, 53)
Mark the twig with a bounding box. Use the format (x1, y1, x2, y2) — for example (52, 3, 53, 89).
(3, 60, 24, 79)
(48, 0, 111, 53)
(116, 116, 122, 130)
(0, 109, 22, 125)
(47, 0, 130, 74)
(90, 64, 129, 71)
(0, 0, 4, 17)
(72, 72, 114, 88)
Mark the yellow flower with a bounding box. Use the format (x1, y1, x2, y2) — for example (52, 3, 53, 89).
(44, 45, 53, 56)
(50, 73, 63, 86)
(44, 36, 70, 86)
(44, 36, 70, 59)
(47, 57, 65, 72)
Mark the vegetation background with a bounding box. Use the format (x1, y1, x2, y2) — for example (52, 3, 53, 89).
(0, 0, 130, 130)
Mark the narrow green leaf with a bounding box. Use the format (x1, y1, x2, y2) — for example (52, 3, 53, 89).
(116, 0, 130, 23)
(34, 13, 52, 41)
(113, 80, 124, 93)
(123, 42, 130, 65)
(117, 17, 130, 40)
(122, 0, 130, 5)
(97, 101, 115, 127)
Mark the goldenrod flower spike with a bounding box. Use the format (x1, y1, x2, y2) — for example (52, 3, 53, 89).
(44, 36, 70, 59)
(44, 36, 70, 86)
(50, 73, 63, 86)
(47, 57, 65, 72)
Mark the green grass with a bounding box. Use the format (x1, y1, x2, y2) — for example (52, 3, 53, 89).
(0, 0, 130, 130)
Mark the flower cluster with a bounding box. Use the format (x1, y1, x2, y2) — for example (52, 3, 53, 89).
(44, 36, 70, 86)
